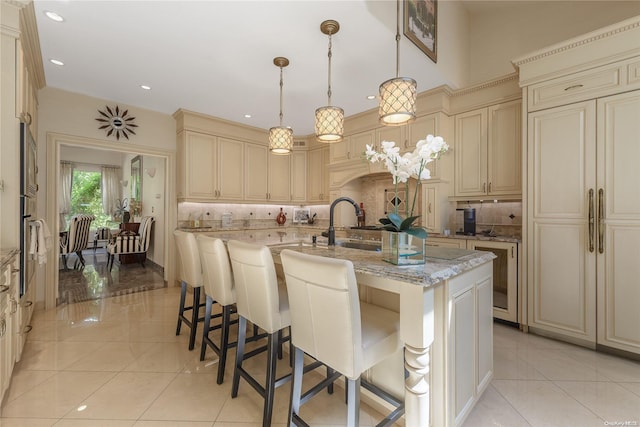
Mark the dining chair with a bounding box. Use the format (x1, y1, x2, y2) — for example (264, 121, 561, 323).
(59, 214, 95, 270)
(280, 249, 404, 427)
(106, 216, 155, 271)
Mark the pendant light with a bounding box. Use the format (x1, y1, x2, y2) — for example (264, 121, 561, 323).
(315, 20, 344, 143)
(269, 57, 293, 154)
(378, 0, 417, 126)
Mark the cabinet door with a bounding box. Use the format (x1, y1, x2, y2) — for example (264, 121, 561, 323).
(350, 130, 374, 162)
(488, 100, 521, 196)
(409, 113, 441, 177)
(290, 151, 307, 202)
(244, 143, 268, 201)
(528, 101, 596, 343)
(597, 91, 640, 354)
(330, 137, 350, 163)
(183, 132, 217, 199)
(217, 137, 244, 200)
(307, 148, 325, 202)
(455, 109, 488, 197)
(423, 186, 437, 231)
(268, 152, 291, 202)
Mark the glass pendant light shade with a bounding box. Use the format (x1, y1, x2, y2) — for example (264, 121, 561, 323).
(269, 126, 293, 155)
(379, 76, 417, 125)
(378, 0, 417, 126)
(315, 20, 344, 143)
(269, 57, 292, 154)
(315, 105, 344, 142)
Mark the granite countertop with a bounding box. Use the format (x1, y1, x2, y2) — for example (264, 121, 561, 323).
(0, 248, 20, 269)
(178, 225, 328, 233)
(428, 233, 521, 243)
(269, 244, 496, 288)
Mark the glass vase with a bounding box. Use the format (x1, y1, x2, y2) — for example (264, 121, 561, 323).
(381, 230, 427, 265)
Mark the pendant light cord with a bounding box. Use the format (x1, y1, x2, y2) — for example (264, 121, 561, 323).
(327, 30, 333, 105)
(395, 0, 401, 78)
(279, 66, 284, 127)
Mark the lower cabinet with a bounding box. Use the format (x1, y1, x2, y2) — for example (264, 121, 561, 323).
(0, 251, 20, 404)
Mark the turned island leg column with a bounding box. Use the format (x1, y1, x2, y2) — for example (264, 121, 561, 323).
(400, 285, 435, 427)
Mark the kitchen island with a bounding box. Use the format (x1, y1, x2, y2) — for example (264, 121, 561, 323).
(268, 243, 495, 427)
(193, 228, 495, 426)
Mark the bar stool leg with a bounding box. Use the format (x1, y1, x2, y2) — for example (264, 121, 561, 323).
(232, 316, 247, 398)
(200, 295, 213, 361)
(346, 378, 361, 427)
(288, 345, 305, 426)
(263, 332, 279, 427)
(217, 304, 232, 385)
(188, 286, 201, 350)
(176, 281, 187, 335)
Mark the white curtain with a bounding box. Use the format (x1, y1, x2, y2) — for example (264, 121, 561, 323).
(59, 161, 74, 214)
(101, 165, 121, 216)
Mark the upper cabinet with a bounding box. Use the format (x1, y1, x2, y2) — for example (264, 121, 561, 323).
(307, 146, 329, 203)
(290, 151, 307, 203)
(454, 100, 521, 199)
(177, 131, 244, 201)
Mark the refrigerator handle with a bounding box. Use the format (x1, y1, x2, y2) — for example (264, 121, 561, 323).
(598, 188, 604, 254)
(588, 189, 594, 253)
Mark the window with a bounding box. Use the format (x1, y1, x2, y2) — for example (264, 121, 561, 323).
(68, 170, 111, 228)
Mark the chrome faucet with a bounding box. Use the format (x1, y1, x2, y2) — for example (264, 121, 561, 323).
(326, 197, 361, 246)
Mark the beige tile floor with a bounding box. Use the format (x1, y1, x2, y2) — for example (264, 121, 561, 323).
(1, 286, 639, 427)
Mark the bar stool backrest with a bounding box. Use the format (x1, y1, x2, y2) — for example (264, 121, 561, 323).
(280, 249, 363, 380)
(173, 230, 202, 287)
(227, 240, 285, 334)
(196, 235, 236, 306)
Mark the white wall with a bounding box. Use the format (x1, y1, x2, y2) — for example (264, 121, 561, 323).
(466, 1, 640, 84)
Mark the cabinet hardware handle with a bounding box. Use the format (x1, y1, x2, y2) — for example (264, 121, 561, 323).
(428, 202, 432, 213)
(0, 285, 8, 294)
(588, 189, 595, 252)
(564, 84, 584, 91)
(0, 319, 5, 337)
(598, 188, 604, 254)
(483, 183, 486, 193)
(24, 300, 33, 307)
(512, 246, 514, 258)
(488, 182, 492, 193)
(11, 268, 20, 274)
(23, 325, 33, 334)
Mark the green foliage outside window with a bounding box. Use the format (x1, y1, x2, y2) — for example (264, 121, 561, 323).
(68, 171, 111, 228)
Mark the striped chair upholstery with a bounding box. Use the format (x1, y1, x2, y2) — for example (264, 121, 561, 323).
(107, 216, 155, 271)
(59, 214, 96, 269)
(93, 227, 112, 252)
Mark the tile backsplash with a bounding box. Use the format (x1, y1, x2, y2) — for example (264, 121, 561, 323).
(178, 202, 330, 229)
(449, 201, 522, 239)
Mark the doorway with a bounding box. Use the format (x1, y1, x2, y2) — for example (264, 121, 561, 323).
(45, 132, 176, 310)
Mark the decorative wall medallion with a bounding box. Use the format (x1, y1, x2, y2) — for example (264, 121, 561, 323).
(96, 105, 138, 140)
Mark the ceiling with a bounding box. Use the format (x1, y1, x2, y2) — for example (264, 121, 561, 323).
(32, 1, 484, 137)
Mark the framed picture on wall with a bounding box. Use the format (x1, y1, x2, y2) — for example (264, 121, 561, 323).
(404, 0, 437, 63)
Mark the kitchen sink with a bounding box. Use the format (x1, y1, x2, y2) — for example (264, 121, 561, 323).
(335, 241, 381, 251)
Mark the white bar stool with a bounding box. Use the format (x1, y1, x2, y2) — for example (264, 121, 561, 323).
(227, 240, 292, 427)
(280, 249, 405, 427)
(196, 235, 239, 384)
(173, 230, 207, 350)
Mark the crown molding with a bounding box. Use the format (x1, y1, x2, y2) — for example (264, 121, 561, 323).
(19, 1, 46, 89)
(449, 73, 519, 98)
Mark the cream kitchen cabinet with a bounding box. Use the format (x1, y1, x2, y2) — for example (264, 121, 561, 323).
(15, 38, 38, 133)
(330, 130, 373, 165)
(307, 146, 329, 203)
(527, 91, 640, 354)
(426, 236, 466, 249)
(290, 151, 307, 203)
(177, 131, 244, 201)
(422, 182, 450, 234)
(244, 143, 291, 202)
(454, 100, 521, 199)
(0, 251, 19, 404)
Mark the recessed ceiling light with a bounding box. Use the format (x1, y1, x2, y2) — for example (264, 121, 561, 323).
(366, 95, 376, 100)
(45, 11, 64, 22)
(140, 85, 151, 90)
(244, 114, 252, 118)
(50, 59, 64, 66)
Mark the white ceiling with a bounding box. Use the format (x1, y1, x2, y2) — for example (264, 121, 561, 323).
(32, 1, 477, 136)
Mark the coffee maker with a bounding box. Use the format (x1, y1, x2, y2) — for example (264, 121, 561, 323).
(457, 207, 476, 235)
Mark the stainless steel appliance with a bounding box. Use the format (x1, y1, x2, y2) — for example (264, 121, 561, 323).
(20, 122, 37, 297)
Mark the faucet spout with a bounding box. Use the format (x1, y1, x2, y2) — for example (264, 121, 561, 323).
(328, 197, 361, 246)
